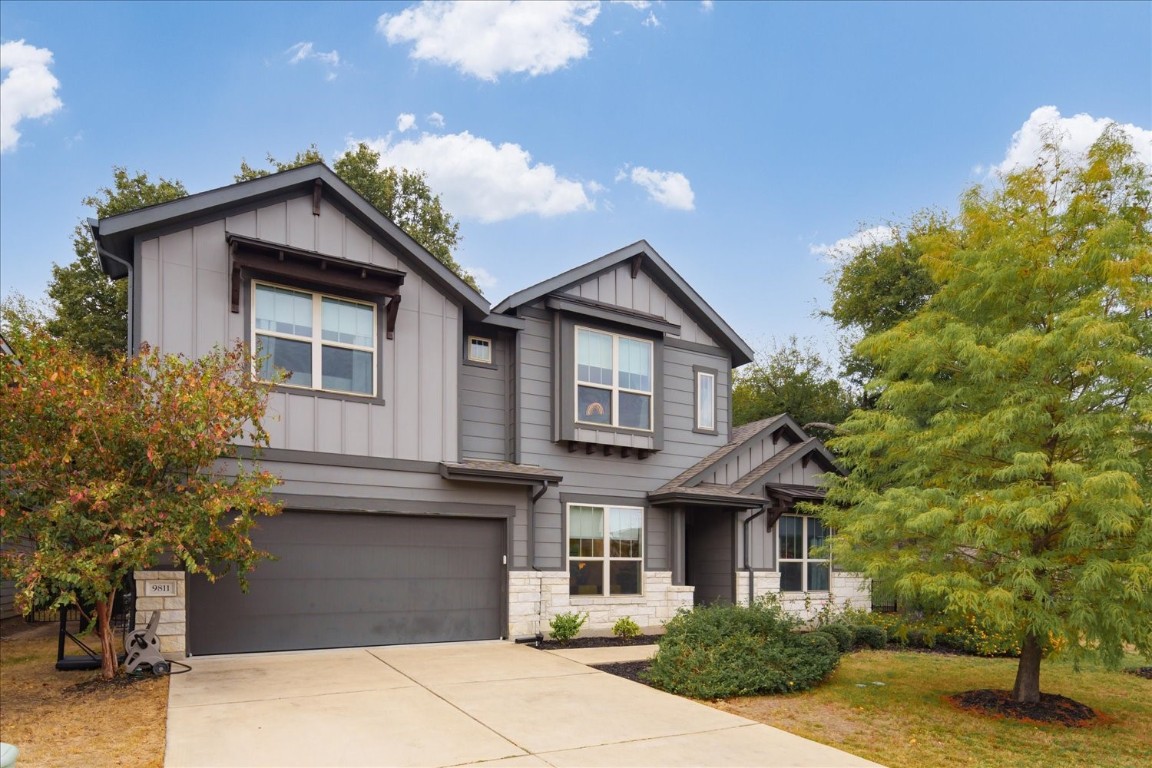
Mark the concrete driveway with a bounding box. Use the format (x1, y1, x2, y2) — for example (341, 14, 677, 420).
(165, 641, 880, 768)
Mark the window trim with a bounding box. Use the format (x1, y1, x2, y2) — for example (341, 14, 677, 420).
(467, 335, 493, 365)
(252, 279, 379, 398)
(573, 325, 654, 433)
(693, 366, 718, 435)
(777, 514, 831, 593)
(566, 502, 645, 597)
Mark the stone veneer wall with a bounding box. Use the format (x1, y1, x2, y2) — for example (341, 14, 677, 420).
(133, 570, 187, 656)
(508, 571, 694, 638)
(737, 571, 871, 621)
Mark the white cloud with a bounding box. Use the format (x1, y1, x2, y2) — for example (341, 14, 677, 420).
(642, 11, 660, 27)
(396, 113, 416, 133)
(354, 130, 595, 222)
(0, 40, 63, 153)
(620, 166, 695, 211)
(994, 105, 1152, 174)
(461, 264, 499, 292)
(612, 0, 650, 8)
(286, 41, 340, 79)
(700, 0, 714, 11)
(378, 1, 601, 81)
(809, 225, 896, 264)
(426, 111, 445, 128)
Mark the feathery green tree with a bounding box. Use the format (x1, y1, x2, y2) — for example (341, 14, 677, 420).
(822, 126, 1152, 704)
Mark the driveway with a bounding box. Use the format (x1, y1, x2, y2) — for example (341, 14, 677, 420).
(165, 641, 881, 767)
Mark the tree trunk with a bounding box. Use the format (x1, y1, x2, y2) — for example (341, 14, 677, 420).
(95, 595, 117, 681)
(1011, 632, 1042, 703)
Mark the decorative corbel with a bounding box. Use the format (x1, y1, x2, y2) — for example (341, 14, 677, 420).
(313, 180, 323, 216)
(385, 294, 402, 340)
(630, 254, 643, 279)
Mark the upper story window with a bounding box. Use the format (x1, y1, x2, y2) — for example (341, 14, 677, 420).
(467, 336, 493, 364)
(253, 281, 376, 396)
(575, 327, 653, 431)
(778, 514, 829, 592)
(695, 368, 716, 433)
(568, 504, 644, 596)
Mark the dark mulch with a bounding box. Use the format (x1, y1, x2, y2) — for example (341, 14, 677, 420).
(592, 660, 654, 686)
(69, 674, 158, 694)
(535, 634, 662, 650)
(948, 689, 1098, 727)
(1125, 667, 1152, 680)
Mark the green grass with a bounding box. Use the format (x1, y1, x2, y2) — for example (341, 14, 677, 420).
(716, 650, 1152, 768)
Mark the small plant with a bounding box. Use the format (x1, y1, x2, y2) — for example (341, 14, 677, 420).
(815, 623, 855, 652)
(548, 611, 588, 642)
(612, 616, 641, 639)
(853, 624, 887, 650)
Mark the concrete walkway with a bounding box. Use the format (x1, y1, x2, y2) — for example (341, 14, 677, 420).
(166, 641, 881, 768)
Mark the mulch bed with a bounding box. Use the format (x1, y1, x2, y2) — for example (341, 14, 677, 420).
(535, 634, 662, 650)
(948, 689, 1098, 727)
(591, 660, 654, 686)
(1125, 667, 1152, 680)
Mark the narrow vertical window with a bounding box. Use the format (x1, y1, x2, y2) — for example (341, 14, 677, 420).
(695, 369, 716, 432)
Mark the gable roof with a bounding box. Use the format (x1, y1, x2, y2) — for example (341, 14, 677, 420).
(89, 163, 491, 320)
(649, 413, 842, 507)
(491, 240, 754, 366)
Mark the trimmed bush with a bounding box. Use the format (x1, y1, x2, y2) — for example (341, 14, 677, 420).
(801, 631, 838, 656)
(644, 599, 840, 699)
(853, 624, 887, 650)
(816, 623, 855, 652)
(612, 616, 641, 639)
(548, 611, 588, 642)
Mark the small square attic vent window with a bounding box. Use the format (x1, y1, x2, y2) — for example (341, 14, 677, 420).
(468, 336, 493, 364)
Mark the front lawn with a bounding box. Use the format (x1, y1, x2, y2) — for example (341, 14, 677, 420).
(0, 620, 168, 768)
(712, 649, 1152, 768)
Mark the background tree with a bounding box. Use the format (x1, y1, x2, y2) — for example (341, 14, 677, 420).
(46, 168, 188, 358)
(731, 336, 855, 434)
(823, 212, 952, 403)
(237, 143, 478, 291)
(821, 127, 1152, 705)
(0, 331, 281, 679)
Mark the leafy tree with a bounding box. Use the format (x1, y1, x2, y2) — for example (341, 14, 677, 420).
(237, 143, 478, 291)
(821, 127, 1152, 705)
(47, 168, 188, 358)
(731, 337, 855, 433)
(0, 331, 281, 679)
(823, 213, 953, 401)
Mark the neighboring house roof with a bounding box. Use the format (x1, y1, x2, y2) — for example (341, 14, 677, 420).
(491, 240, 754, 367)
(89, 162, 491, 321)
(650, 413, 842, 507)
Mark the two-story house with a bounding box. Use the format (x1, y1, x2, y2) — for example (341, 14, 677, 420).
(91, 164, 868, 656)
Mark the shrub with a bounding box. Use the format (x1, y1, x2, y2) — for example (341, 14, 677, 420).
(612, 616, 641, 639)
(853, 624, 887, 650)
(644, 599, 840, 699)
(816, 623, 855, 652)
(801, 631, 838, 656)
(548, 611, 588, 642)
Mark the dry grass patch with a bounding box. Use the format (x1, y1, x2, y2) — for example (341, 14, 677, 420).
(0, 620, 168, 768)
(713, 649, 1152, 768)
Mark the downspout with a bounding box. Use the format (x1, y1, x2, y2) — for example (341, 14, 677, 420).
(513, 479, 553, 645)
(88, 220, 134, 355)
(743, 505, 769, 606)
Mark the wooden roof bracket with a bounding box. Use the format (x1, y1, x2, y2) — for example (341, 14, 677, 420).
(385, 294, 402, 340)
(313, 180, 323, 216)
(630, 253, 643, 279)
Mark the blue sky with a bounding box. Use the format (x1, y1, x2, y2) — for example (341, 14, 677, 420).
(2, 1, 1149, 361)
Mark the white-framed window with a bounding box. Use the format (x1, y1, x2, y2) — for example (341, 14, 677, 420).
(467, 336, 493, 364)
(253, 281, 376, 396)
(695, 369, 716, 432)
(568, 504, 644, 596)
(575, 327, 653, 431)
(778, 515, 830, 592)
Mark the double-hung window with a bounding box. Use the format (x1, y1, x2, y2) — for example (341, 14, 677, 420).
(575, 328, 653, 431)
(568, 504, 643, 596)
(778, 515, 830, 592)
(253, 282, 376, 396)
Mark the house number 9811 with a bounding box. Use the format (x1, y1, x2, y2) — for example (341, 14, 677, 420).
(145, 582, 177, 596)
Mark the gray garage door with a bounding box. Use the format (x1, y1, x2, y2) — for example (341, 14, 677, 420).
(189, 511, 505, 655)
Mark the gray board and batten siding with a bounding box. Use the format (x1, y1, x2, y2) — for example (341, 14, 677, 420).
(459, 331, 512, 462)
(132, 192, 463, 464)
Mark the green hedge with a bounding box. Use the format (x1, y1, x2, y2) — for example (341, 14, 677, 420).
(644, 599, 841, 699)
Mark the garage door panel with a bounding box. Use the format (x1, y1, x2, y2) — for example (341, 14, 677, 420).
(189, 511, 504, 654)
